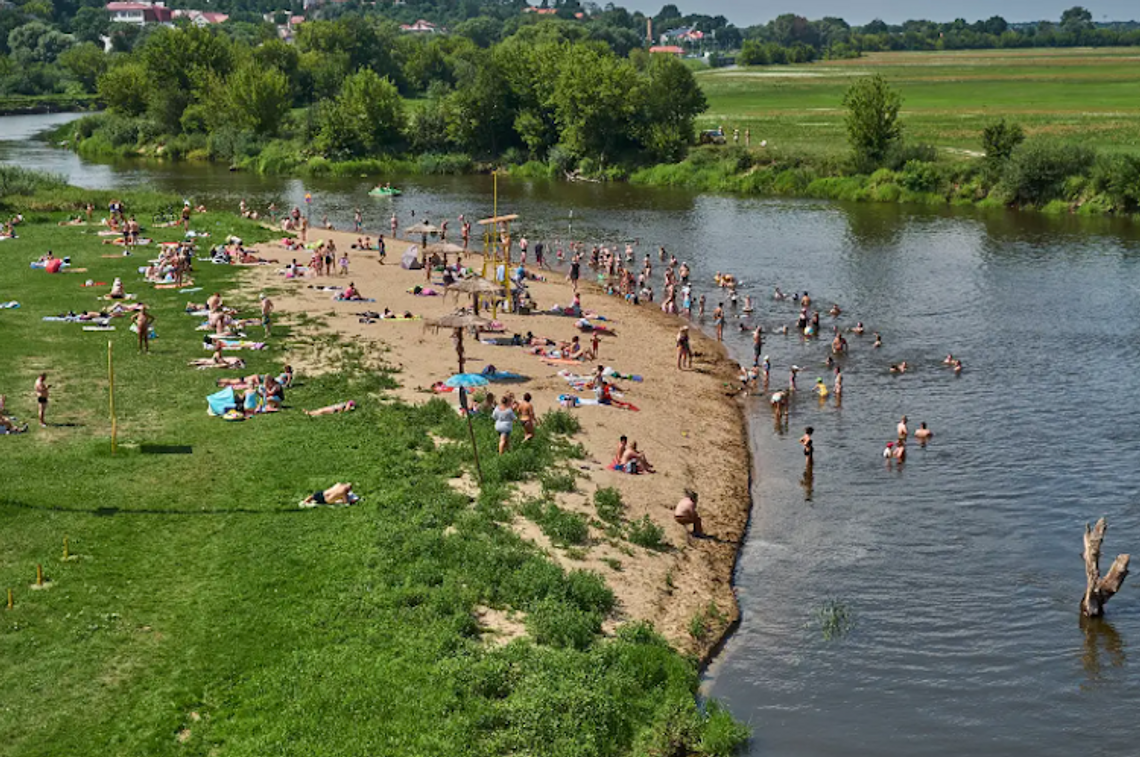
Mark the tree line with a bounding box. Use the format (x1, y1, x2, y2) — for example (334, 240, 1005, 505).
(63, 18, 706, 172)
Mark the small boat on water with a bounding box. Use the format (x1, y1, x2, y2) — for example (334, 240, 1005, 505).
(369, 186, 402, 197)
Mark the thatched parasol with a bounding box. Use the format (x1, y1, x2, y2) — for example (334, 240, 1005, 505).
(404, 222, 440, 236)
(431, 312, 494, 329)
(446, 277, 504, 296)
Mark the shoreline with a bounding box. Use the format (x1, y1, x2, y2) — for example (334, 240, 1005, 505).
(246, 227, 755, 659)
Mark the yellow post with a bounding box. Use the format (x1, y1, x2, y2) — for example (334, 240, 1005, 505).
(6, 588, 12, 610)
(36, 564, 44, 587)
(108, 341, 117, 455)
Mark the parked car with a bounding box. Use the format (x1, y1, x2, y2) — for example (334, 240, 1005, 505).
(699, 128, 727, 145)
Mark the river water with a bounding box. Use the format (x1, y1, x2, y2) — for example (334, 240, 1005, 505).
(5, 114, 1140, 756)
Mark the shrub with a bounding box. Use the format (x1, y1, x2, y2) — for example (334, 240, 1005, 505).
(1001, 140, 1096, 206)
(541, 410, 580, 435)
(842, 74, 902, 166)
(627, 515, 666, 551)
(521, 498, 588, 546)
(699, 700, 752, 757)
(565, 569, 614, 614)
(526, 597, 601, 650)
(1091, 152, 1140, 212)
(899, 160, 943, 194)
(540, 470, 577, 494)
(981, 119, 1025, 162)
(416, 152, 473, 175)
(884, 142, 937, 171)
(593, 487, 625, 525)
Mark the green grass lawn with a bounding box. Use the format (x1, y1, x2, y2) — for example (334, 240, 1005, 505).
(0, 207, 743, 756)
(697, 47, 1140, 160)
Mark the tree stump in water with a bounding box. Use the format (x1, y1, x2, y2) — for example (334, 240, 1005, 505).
(1081, 518, 1130, 618)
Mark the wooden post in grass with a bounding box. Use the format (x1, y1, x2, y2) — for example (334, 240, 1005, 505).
(35, 564, 44, 587)
(459, 388, 483, 485)
(108, 341, 117, 455)
(1082, 518, 1130, 617)
(6, 589, 12, 610)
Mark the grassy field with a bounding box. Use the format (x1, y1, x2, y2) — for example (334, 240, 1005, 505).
(0, 203, 744, 756)
(696, 47, 1140, 160)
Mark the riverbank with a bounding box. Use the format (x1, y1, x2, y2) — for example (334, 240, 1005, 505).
(0, 203, 749, 755)
(245, 226, 754, 659)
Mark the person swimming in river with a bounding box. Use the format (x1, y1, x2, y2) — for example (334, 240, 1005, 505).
(915, 422, 933, 444)
(873, 332, 883, 348)
(852, 322, 865, 335)
(889, 361, 909, 374)
(828, 303, 842, 317)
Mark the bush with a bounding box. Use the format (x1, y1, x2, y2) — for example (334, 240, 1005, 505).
(1001, 140, 1096, 206)
(981, 119, 1025, 162)
(627, 515, 667, 551)
(416, 152, 473, 175)
(520, 499, 589, 546)
(525, 597, 601, 650)
(541, 409, 580, 435)
(1091, 152, 1140, 212)
(540, 471, 577, 494)
(699, 700, 752, 757)
(884, 142, 937, 171)
(593, 487, 625, 525)
(899, 160, 943, 194)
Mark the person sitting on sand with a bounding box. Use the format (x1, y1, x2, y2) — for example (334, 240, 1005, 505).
(263, 375, 284, 410)
(302, 482, 357, 506)
(304, 400, 355, 416)
(278, 365, 294, 387)
(612, 435, 628, 467)
(674, 489, 703, 536)
(342, 282, 362, 301)
(620, 441, 656, 474)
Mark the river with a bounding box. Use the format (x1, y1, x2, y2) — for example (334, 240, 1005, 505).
(4, 114, 1140, 756)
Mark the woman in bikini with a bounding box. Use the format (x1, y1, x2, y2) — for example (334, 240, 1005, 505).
(676, 326, 692, 370)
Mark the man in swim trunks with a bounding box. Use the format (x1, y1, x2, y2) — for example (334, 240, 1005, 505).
(674, 490, 703, 536)
(260, 294, 274, 337)
(303, 482, 355, 506)
(800, 426, 814, 464)
(897, 415, 908, 440)
(915, 422, 932, 444)
(752, 325, 763, 366)
(34, 373, 49, 427)
(133, 305, 153, 353)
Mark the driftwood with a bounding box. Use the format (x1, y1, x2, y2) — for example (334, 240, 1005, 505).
(1081, 518, 1130, 617)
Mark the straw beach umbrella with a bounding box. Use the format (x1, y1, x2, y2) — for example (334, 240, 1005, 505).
(424, 241, 465, 265)
(429, 311, 495, 375)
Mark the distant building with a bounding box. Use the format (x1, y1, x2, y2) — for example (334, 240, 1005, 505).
(649, 45, 685, 55)
(172, 9, 229, 25)
(105, 1, 173, 25)
(399, 19, 438, 33)
(523, 6, 557, 14)
(661, 26, 704, 44)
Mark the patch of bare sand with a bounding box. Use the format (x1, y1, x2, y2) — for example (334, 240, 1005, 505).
(243, 228, 751, 659)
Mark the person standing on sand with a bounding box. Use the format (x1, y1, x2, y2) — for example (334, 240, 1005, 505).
(260, 294, 275, 338)
(674, 490, 703, 536)
(34, 373, 49, 427)
(377, 234, 386, 264)
(569, 255, 581, 292)
(676, 326, 692, 370)
(713, 303, 725, 341)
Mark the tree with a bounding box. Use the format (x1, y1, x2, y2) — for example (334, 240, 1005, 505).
(635, 53, 706, 162)
(8, 21, 74, 65)
(58, 41, 107, 92)
(552, 45, 641, 164)
(97, 61, 149, 117)
(316, 68, 405, 157)
(215, 63, 291, 136)
(1060, 6, 1093, 32)
(70, 6, 110, 45)
(981, 119, 1024, 162)
(842, 74, 902, 166)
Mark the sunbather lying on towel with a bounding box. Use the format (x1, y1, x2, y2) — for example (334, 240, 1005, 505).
(302, 482, 358, 506)
(304, 401, 355, 416)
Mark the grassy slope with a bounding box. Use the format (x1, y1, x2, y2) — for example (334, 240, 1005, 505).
(0, 211, 740, 756)
(697, 48, 1140, 159)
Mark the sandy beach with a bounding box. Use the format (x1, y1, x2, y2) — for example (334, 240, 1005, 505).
(246, 227, 752, 657)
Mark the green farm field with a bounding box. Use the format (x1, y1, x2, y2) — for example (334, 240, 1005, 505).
(696, 47, 1140, 160)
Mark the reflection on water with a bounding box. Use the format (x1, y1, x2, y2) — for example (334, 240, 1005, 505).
(1081, 616, 1127, 687)
(5, 114, 1140, 757)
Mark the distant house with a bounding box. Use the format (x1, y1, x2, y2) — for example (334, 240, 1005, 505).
(661, 26, 704, 44)
(649, 45, 685, 55)
(105, 1, 173, 25)
(523, 6, 557, 14)
(399, 19, 438, 33)
(172, 9, 229, 25)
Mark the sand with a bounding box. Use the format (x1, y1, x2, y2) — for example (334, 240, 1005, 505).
(244, 228, 752, 658)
